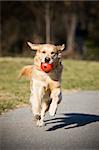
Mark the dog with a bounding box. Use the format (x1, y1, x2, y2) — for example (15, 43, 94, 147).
(20, 42, 65, 126)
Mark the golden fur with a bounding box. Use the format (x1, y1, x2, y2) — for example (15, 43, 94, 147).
(20, 42, 65, 126)
(20, 65, 33, 79)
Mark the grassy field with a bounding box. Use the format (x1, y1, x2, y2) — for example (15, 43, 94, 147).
(0, 57, 99, 114)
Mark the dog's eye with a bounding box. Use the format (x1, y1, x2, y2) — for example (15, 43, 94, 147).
(51, 52, 55, 55)
(42, 51, 46, 54)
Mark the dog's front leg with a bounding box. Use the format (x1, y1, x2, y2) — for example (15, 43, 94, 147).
(30, 79, 48, 126)
(30, 92, 41, 120)
(37, 90, 50, 127)
(49, 88, 62, 116)
(30, 79, 45, 120)
(37, 102, 48, 127)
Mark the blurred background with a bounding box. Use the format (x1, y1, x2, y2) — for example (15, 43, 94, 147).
(0, 1, 99, 60)
(0, 1, 99, 114)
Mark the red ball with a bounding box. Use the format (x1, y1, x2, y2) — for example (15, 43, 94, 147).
(41, 63, 53, 73)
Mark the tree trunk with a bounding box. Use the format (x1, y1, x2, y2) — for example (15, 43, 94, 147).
(0, 24, 2, 56)
(66, 14, 77, 58)
(45, 2, 50, 43)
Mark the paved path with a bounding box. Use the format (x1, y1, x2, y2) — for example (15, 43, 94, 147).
(0, 91, 99, 150)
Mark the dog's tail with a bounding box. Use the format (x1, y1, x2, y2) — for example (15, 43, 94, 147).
(19, 65, 33, 79)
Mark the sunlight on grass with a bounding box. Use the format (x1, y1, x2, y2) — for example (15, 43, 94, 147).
(62, 60, 99, 90)
(0, 57, 99, 114)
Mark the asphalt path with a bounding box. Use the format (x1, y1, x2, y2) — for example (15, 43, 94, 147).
(0, 91, 99, 150)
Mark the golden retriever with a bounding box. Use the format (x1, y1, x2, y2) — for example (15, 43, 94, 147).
(20, 42, 65, 126)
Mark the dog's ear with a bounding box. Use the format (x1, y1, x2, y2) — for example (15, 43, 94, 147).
(27, 42, 41, 50)
(56, 44, 65, 59)
(57, 44, 65, 51)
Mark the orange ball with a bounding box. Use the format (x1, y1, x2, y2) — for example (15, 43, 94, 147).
(41, 63, 53, 73)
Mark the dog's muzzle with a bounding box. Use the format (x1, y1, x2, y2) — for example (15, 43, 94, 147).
(45, 57, 50, 63)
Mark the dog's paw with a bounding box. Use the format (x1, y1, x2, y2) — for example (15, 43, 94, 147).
(37, 120, 45, 127)
(33, 115, 41, 121)
(49, 106, 57, 116)
(49, 111, 55, 116)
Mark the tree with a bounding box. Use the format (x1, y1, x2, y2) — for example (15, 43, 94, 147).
(45, 1, 51, 43)
(1, 1, 99, 59)
(65, 13, 77, 57)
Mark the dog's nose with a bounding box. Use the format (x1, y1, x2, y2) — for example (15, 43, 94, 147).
(45, 57, 50, 63)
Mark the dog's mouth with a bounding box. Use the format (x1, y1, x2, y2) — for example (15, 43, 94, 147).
(41, 62, 53, 73)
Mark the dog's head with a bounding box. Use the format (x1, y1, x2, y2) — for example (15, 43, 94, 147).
(27, 42, 65, 69)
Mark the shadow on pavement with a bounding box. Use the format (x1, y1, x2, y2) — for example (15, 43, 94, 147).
(45, 113, 99, 131)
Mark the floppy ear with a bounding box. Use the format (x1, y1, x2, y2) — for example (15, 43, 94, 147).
(27, 42, 41, 50)
(57, 44, 65, 51)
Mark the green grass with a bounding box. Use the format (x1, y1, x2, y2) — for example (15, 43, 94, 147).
(62, 60, 99, 90)
(0, 57, 99, 114)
